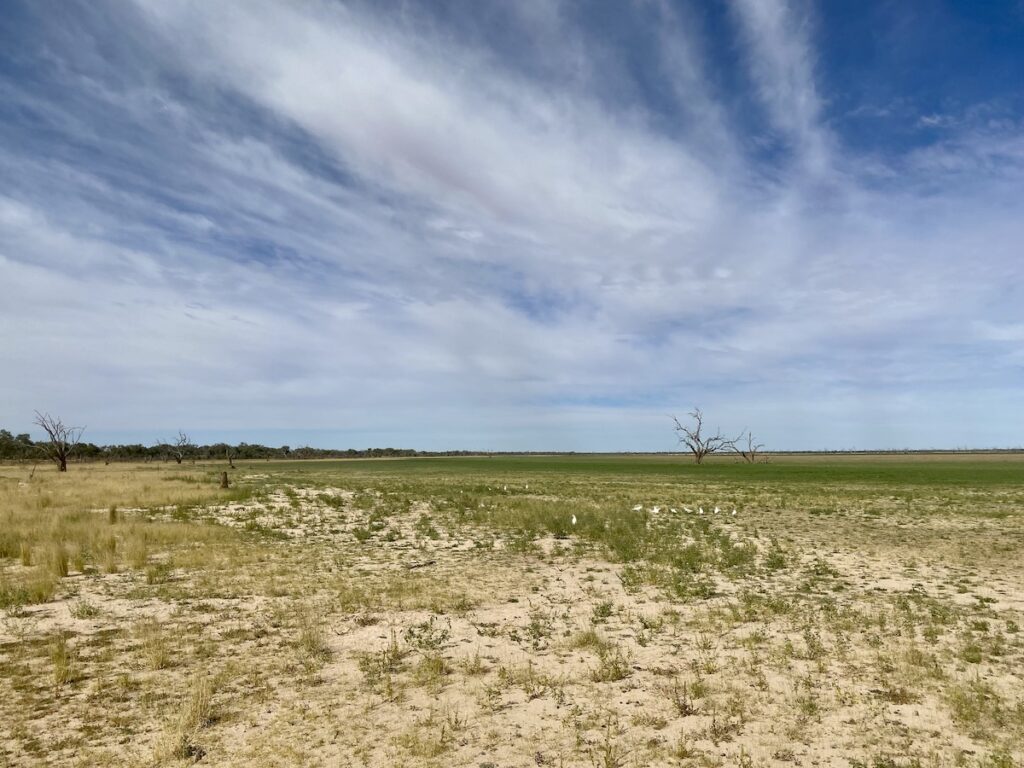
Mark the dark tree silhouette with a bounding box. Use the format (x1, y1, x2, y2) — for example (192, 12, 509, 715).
(33, 411, 84, 472)
(672, 409, 735, 465)
(733, 430, 765, 463)
(164, 430, 194, 464)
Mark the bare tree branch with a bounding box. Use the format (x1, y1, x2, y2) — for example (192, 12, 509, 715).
(33, 411, 85, 472)
(159, 430, 194, 464)
(732, 430, 765, 464)
(671, 408, 735, 465)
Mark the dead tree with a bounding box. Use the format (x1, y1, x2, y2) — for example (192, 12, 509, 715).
(33, 411, 84, 472)
(165, 430, 193, 464)
(672, 409, 734, 465)
(732, 430, 765, 464)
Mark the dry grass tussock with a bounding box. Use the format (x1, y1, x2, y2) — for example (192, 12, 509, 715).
(0, 463, 250, 610)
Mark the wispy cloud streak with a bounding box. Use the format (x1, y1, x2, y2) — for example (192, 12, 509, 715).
(0, 0, 1022, 449)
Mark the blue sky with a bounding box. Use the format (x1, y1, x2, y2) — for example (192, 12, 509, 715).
(1, 0, 1023, 451)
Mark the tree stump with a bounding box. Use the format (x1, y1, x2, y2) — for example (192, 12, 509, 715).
(220, 471, 229, 489)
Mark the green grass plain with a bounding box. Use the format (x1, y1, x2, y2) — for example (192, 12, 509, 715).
(255, 451, 1024, 486)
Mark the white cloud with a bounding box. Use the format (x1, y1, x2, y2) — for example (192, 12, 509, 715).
(1, 1, 1022, 449)
(728, 0, 832, 174)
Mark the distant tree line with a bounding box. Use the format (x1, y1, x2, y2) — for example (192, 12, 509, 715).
(0, 430, 35, 461)
(0, 427, 476, 465)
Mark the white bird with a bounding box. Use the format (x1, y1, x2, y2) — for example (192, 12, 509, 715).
(571, 514, 577, 526)
(683, 506, 693, 514)
(698, 507, 704, 515)
(525, 484, 529, 490)
(714, 506, 720, 515)
(650, 506, 661, 514)
(670, 508, 678, 514)
(731, 509, 737, 516)
(632, 504, 643, 511)
(503, 485, 508, 491)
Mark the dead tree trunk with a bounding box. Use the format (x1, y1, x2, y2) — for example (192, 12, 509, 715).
(732, 431, 765, 464)
(220, 471, 229, 489)
(165, 431, 192, 465)
(33, 412, 84, 473)
(672, 409, 735, 465)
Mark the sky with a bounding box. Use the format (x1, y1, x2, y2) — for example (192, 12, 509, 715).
(1, 0, 1023, 452)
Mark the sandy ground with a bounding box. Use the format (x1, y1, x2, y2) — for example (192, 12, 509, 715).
(1, 480, 1022, 767)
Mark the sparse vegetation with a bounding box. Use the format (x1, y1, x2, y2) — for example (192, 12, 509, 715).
(1, 454, 1023, 766)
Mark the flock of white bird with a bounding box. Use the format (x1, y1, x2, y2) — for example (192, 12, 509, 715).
(489, 484, 738, 527)
(631, 503, 735, 516)
(570, 503, 737, 526)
